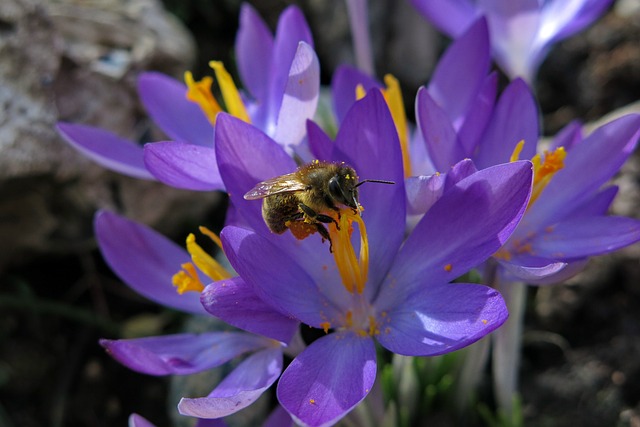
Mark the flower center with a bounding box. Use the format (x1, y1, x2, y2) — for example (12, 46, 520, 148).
(184, 61, 250, 126)
(511, 140, 566, 208)
(172, 226, 232, 294)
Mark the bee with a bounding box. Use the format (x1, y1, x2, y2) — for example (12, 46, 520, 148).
(244, 160, 394, 248)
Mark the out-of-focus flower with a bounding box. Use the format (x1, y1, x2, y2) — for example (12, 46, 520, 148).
(202, 90, 533, 426)
(410, 0, 614, 83)
(57, 4, 319, 192)
(95, 210, 298, 420)
(129, 412, 226, 427)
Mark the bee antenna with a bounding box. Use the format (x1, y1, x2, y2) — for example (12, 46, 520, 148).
(354, 179, 395, 188)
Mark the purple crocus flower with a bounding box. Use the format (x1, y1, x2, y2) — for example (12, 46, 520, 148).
(57, 4, 319, 192)
(199, 90, 533, 426)
(94, 210, 298, 419)
(410, 0, 614, 83)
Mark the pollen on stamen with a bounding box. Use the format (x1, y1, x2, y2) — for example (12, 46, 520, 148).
(309, 399, 316, 405)
(320, 322, 331, 334)
(172, 262, 205, 294)
(482, 319, 488, 325)
(329, 209, 369, 294)
(444, 263, 453, 272)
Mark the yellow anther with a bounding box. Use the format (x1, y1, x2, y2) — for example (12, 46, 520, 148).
(186, 233, 232, 282)
(320, 321, 331, 333)
(510, 140, 525, 162)
(184, 71, 222, 126)
(199, 226, 223, 250)
(529, 147, 566, 206)
(172, 262, 205, 294)
(209, 61, 250, 123)
(329, 209, 369, 294)
(381, 74, 412, 177)
(367, 315, 379, 336)
(355, 84, 366, 101)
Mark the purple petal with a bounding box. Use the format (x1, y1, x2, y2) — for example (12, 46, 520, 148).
(427, 17, 490, 127)
(137, 72, 213, 147)
(457, 72, 498, 155)
(307, 120, 334, 161)
(416, 88, 464, 171)
(277, 333, 376, 427)
(221, 226, 343, 328)
(332, 90, 407, 296)
(235, 3, 274, 101)
(444, 158, 479, 189)
(511, 259, 589, 286)
(215, 114, 297, 233)
(94, 210, 205, 314)
(178, 348, 282, 418)
(143, 142, 223, 191)
(377, 283, 508, 356)
(382, 161, 532, 304)
(100, 332, 270, 375)
(567, 186, 618, 218)
(497, 257, 568, 282)
(201, 277, 298, 343)
(525, 114, 640, 228)
(409, 0, 478, 37)
(264, 406, 295, 427)
(273, 42, 320, 148)
(129, 414, 156, 427)
(550, 120, 583, 151)
(405, 174, 445, 215)
(541, 0, 614, 43)
(331, 65, 382, 125)
(266, 6, 314, 129)
(474, 78, 539, 169)
(530, 216, 640, 259)
(57, 123, 153, 180)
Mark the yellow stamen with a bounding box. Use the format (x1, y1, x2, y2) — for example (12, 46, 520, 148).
(199, 226, 223, 250)
(381, 74, 412, 177)
(529, 147, 566, 206)
(328, 209, 369, 294)
(184, 71, 222, 126)
(510, 140, 525, 162)
(355, 84, 366, 101)
(320, 321, 331, 333)
(209, 61, 250, 123)
(185, 233, 232, 282)
(172, 262, 205, 294)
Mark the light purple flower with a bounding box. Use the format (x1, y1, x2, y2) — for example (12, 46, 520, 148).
(410, 0, 614, 83)
(58, 4, 319, 192)
(416, 66, 640, 283)
(95, 210, 298, 419)
(205, 90, 533, 426)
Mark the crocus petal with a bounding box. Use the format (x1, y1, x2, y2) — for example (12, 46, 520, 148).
(277, 333, 376, 427)
(331, 65, 382, 125)
(405, 174, 445, 215)
(474, 78, 539, 169)
(57, 123, 153, 180)
(221, 226, 343, 328)
(550, 119, 583, 151)
(129, 414, 155, 427)
(332, 90, 407, 295)
(457, 72, 498, 155)
(201, 277, 298, 343)
(416, 88, 464, 171)
(540, 0, 614, 43)
(264, 406, 295, 427)
(266, 6, 314, 131)
(143, 142, 223, 191)
(137, 72, 213, 147)
(273, 42, 320, 148)
(178, 348, 282, 418)
(236, 3, 274, 101)
(100, 332, 270, 376)
(444, 158, 479, 189)
(409, 0, 478, 37)
(94, 210, 205, 314)
(525, 114, 640, 229)
(567, 186, 618, 218)
(381, 161, 532, 305)
(530, 216, 640, 259)
(518, 259, 589, 286)
(427, 17, 490, 127)
(497, 257, 567, 282)
(377, 283, 508, 356)
(215, 113, 297, 233)
(307, 120, 334, 161)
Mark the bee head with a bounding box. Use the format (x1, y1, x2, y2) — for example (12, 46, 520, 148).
(328, 170, 359, 210)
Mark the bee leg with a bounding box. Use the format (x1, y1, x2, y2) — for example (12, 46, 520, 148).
(314, 223, 334, 253)
(298, 203, 339, 229)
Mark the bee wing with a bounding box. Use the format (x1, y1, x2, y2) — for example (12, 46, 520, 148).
(243, 173, 307, 200)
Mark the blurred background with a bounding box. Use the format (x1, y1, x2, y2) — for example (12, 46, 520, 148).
(1, 0, 639, 426)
